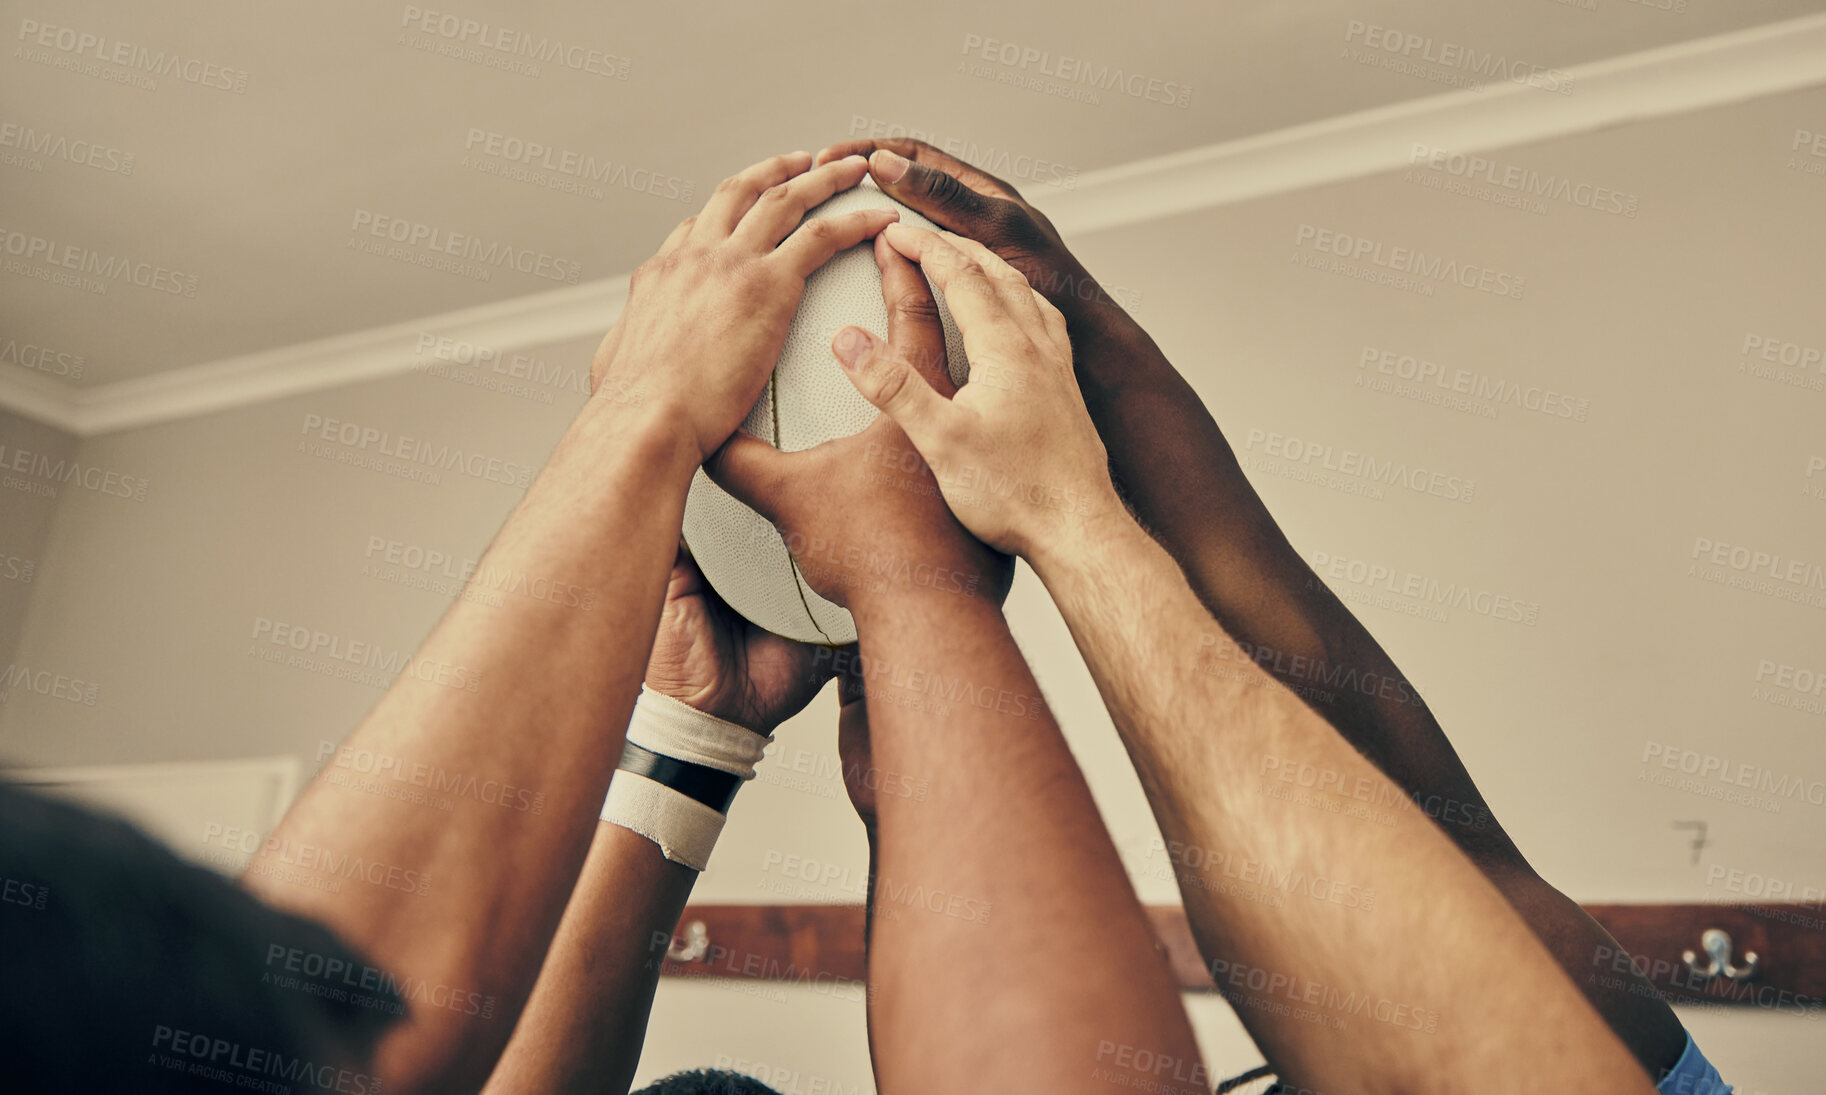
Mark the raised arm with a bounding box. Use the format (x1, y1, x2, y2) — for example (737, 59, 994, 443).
(837, 223, 1656, 1094)
(244, 152, 897, 1094)
(708, 233, 1208, 1095)
(484, 550, 834, 1095)
(814, 137, 1689, 1073)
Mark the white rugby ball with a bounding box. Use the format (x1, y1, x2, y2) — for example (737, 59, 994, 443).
(682, 178, 970, 645)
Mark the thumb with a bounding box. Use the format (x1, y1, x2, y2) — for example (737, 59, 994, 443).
(869, 150, 1008, 241)
(833, 326, 954, 456)
(703, 430, 791, 524)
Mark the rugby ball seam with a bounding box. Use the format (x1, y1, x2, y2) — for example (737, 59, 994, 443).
(768, 364, 837, 646)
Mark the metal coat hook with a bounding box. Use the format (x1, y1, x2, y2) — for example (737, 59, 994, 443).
(1681, 928, 1758, 982)
(666, 919, 711, 963)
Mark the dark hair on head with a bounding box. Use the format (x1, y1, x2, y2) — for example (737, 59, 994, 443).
(0, 780, 404, 1093)
(634, 1068, 786, 1095)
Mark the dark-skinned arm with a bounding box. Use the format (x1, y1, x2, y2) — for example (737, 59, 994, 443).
(707, 233, 1209, 1095)
(812, 137, 1687, 1073)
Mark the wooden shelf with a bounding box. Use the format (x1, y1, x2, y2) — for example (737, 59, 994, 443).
(658, 902, 1826, 1008)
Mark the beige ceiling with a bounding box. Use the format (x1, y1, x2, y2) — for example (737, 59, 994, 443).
(2, 0, 1824, 388)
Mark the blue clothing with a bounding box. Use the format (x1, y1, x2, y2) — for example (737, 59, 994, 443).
(1658, 1031, 1732, 1095)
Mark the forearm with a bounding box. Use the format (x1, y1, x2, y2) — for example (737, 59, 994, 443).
(483, 823, 696, 1095)
(1029, 514, 1652, 1094)
(1069, 317, 1689, 1067)
(245, 399, 699, 1092)
(1070, 316, 1520, 853)
(851, 591, 1205, 1095)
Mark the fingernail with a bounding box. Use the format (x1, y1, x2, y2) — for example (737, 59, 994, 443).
(833, 327, 873, 368)
(871, 150, 909, 184)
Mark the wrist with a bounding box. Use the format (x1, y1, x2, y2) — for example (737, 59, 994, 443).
(1068, 304, 1162, 394)
(1041, 255, 1131, 332)
(811, 537, 1010, 628)
(1023, 490, 1141, 586)
(600, 686, 770, 871)
(848, 579, 1006, 640)
(569, 390, 701, 488)
(645, 677, 751, 732)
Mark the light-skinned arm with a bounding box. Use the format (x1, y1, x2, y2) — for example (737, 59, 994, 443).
(245, 152, 897, 1094)
(834, 222, 1657, 1095)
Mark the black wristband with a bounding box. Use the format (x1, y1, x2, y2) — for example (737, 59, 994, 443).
(617, 741, 744, 814)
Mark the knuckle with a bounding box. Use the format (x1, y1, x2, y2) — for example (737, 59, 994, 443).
(980, 199, 1034, 243)
(887, 293, 934, 326)
(870, 361, 915, 407)
(721, 251, 765, 282)
(891, 290, 943, 326)
(986, 259, 1027, 285)
(714, 174, 750, 198)
(630, 255, 662, 286)
(926, 241, 969, 273)
(918, 167, 966, 206)
(758, 182, 794, 206)
(955, 270, 998, 303)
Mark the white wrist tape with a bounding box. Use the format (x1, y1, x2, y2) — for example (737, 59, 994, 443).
(600, 686, 770, 871)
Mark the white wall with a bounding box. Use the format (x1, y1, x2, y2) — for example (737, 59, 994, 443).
(0, 406, 79, 675)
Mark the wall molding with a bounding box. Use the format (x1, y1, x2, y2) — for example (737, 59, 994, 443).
(4, 13, 1824, 436)
(1038, 13, 1826, 235)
